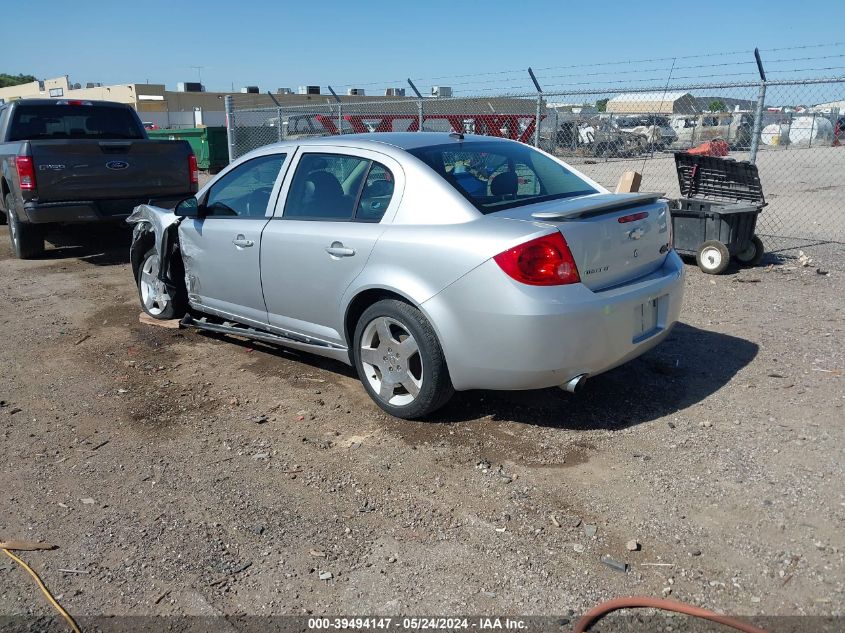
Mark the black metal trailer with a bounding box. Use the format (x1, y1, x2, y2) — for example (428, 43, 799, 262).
(669, 153, 766, 274)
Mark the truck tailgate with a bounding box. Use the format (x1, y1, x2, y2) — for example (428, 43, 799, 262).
(29, 140, 192, 202)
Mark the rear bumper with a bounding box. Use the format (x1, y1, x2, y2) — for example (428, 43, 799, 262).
(421, 251, 685, 391)
(22, 196, 188, 224)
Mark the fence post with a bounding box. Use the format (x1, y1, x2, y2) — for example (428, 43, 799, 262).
(808, 112, 816, 148)
(338, 102, 343, 136)
(276, 107, 283, 142)
(407, 79, 424, 132)
(749, 48, 767, 165)
(749, 82, 767, 164)
(327, 86, 343, 136)
(528, 68, 543, 148)
(224, 95, 236, 163)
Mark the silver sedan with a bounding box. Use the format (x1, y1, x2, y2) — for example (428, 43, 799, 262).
(128, 132, 683, 419)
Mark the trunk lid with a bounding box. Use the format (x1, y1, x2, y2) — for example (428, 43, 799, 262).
(28, 140, 193, 202)
(492, 193, 672, 290)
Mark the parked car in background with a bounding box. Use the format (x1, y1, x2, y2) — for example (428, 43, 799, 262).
(548, 117, 643, 157)
(612, 115, 678, 150)
(143, 121, 160, 131)
(670, 112, 753, 149)
(0, 99, 198, 258)
(128, 133, 683, 419)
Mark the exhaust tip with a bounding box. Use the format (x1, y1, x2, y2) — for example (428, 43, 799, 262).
(560, 374, 587, 394)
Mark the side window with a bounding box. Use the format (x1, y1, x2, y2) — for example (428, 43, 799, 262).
(355, 162, 395, 222)
(205, 153, 286, 218)
(283, 153, 370, 221)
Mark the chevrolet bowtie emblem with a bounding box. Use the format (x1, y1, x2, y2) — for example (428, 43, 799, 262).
(627, 227, 645, 240)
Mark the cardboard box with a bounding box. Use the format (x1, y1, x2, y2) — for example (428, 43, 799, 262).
(615, 171, 642, 193)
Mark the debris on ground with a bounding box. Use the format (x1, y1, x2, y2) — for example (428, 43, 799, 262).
(139, 313, 182, 329)
(600, 555, 629, 573)
(0, 540, 57, 551)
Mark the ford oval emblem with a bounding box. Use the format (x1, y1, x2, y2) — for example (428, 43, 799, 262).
(106, 160, 129, 170)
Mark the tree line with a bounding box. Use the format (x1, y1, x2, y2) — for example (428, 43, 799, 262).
(0, 73, 37, 89)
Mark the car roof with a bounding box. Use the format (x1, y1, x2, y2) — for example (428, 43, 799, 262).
(288, 132, 517, 151)
(238, 132, 525, 164)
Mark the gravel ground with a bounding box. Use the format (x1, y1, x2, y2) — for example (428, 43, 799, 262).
(0, 222, 843, 628)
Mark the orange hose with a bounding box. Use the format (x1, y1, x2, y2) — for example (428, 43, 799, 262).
(573, 596, 769, 633)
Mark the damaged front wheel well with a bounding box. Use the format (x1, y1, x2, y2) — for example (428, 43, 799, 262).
(130, 228, 155, 279)
(130, 222, 186, 289)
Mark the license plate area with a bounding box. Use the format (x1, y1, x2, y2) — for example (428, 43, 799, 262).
(633, 296, 662, 342)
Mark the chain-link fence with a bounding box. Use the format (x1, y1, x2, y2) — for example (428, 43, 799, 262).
(226, 78, 845, 247)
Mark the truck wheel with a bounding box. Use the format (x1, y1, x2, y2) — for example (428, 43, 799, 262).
(354, 299, 454, 420)
(135, 247, 187, 320)
(735, 235, 765, 267)
(696, 240, 730, 275)
(5, 193, 44, 259)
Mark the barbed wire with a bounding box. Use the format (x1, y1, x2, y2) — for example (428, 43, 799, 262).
(325, 41, 845, 91)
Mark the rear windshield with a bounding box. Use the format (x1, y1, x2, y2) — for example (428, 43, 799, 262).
(8, 105, 145, 141)
(408, 141, 597, 213)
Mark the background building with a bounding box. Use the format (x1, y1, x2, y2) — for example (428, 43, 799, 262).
(0, 75, 415, 128)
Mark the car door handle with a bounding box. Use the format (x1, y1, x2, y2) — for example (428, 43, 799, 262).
(233, 235, 254, 248)
(325, 242, 355, 258)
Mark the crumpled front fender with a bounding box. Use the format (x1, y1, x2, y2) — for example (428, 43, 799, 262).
(126, 204, 180, 258)
(126, 204, 186, 287)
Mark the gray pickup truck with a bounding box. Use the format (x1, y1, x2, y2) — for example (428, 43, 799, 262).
(0, 99, 198, 258)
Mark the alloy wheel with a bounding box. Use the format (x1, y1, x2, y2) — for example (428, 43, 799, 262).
(359, 316, 423, 406)
(139, 253, 171, 316)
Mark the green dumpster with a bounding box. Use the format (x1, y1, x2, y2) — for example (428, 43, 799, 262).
(147, 126, 229, 173)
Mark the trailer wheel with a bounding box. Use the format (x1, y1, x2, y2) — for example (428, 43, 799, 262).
(696, 240, 730, 275)
(735, 235, 765, 267)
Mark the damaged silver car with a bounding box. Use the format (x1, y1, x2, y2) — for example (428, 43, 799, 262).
(128, 133, 683, 419)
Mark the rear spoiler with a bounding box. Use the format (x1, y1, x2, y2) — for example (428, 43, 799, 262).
(531, 192, 665, 221)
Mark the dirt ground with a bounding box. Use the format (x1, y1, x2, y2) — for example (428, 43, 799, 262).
(0, 222, 843, 629)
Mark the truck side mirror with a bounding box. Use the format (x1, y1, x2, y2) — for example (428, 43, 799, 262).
(174, 196, 202, 218)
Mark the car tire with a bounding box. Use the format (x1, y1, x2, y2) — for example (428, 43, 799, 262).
(135, 246, 187, 320)
(353, 299, 454, 420)
(5, 193, 44, 259)
(696, 240, 730, 275)
(735, 235, 765, 267)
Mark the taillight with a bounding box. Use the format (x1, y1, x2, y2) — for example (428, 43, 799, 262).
(15, 157, 36, 191)
(494, 233, 580, 286)
(188, 154, 199, 187)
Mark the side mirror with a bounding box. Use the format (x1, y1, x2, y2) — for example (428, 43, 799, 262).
(174, 196, 202, 218)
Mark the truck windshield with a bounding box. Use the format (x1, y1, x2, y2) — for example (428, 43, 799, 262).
(408, 141, 597, 213)
(8, 105, 145, 141)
